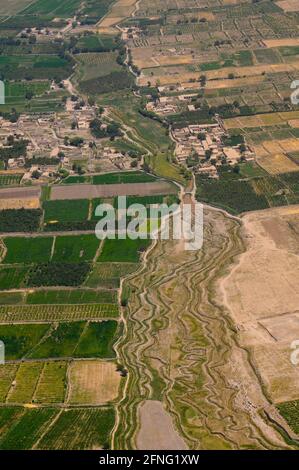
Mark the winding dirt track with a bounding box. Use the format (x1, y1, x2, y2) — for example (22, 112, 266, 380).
(113, 207, 290, 450)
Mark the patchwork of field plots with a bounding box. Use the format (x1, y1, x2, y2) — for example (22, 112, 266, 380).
(0, 169, 179, 448)
(98, 0, 137, 33)
(224, 111, 299, 130)
(0, 80, 63, 114)
(2, 0, 299, 450)
(0, 320, 120, 360)
(76, 52, 123, 81)
(0, 406, 115, 450)
(256, 153, 299, 175)
(0, 174, 23, 187)
(0, 358, 121, 406)
(196, 163, 299, 214)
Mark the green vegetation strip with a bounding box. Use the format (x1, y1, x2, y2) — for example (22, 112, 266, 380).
(0, 304, 119, 323)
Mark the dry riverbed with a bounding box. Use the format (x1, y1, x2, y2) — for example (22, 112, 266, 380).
(113, 206, 292, 450)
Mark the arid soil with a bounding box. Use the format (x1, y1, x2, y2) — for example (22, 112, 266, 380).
(0, 198, 40, 210)
(51, 182, 176, 200)
(221, 205, 299, 404)
(0, 187, 41, 200)
(67, 360, 121, 405)
(137, 401, 187, 450)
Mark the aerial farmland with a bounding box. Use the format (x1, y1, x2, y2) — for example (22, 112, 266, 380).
(0, 0, 299, 457)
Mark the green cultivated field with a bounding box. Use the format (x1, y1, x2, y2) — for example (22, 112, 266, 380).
(277, 400, 299, 435)
(5, 81, 50, 97)
(36, 407, 115, 450)
(126, 195, 164, 206)
(0, 361, 67, 405)
(196, 176, 269, 214)
(76, 52, 122, 81)
(2, 237, 53, 264)
(0, 209, 42, 233)
(16, 320, 120, 359)
(0, 80, 63, 114)
(0, 55, 73, 81)
(43, 199, 89, 223)
(63, 175, 91, 185)
(0, 406, 115, 449)
(34, 361, 67, 404)
(23, 0, 82, 15)
(76, 34, 117, 52)
(80, 70, 134, 95)
(26, 289, 117, 305)
(23, 0, 114, 21)
(0, 408, 58, 450)
(92, 171, 157, 185)
(98, 238, 151, 263)
(0, 266, 29, 290)
(0, 292, 23, 305)
(26, 262, 91, 287)
(196, 169, 299, 214)
(0, 174, 22, 187)
(30, 322, 85, 359)
(85, 262, 138, 288)
(0, 407, 22, 434)
(75, 320, 119, 358)
(52, 235, 100, 263)
(7, 362, 43, 403)
(0, 324, 49, 359)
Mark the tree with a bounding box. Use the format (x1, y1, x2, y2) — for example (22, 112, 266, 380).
(199, 75, 206, 87)
(107, 122, 121, 137)
(70, 137, 84, 147)
(25, 91, 34, 100)
(233, 164, 240, 174)
(89, 119, 106, 138)
(7, 135, 14, 146)
(31, 170, 41, 179)
(205, 150, 212, 160)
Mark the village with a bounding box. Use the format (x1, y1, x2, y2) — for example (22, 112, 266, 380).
(0, 99, 137, 185)
(172, 120, 255, 178)
(0, 95, 256, 184)
(145, 90, 255, 178)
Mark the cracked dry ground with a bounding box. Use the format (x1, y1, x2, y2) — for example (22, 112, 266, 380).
(114, 208, 289, 450)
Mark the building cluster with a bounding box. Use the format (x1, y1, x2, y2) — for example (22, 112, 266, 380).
(121, 27, 142, 41)
(172, 122, 255, 178)
(146, 93, 199, 116)
(102, 147, 134, 170)
(0, 98, 137, 182)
